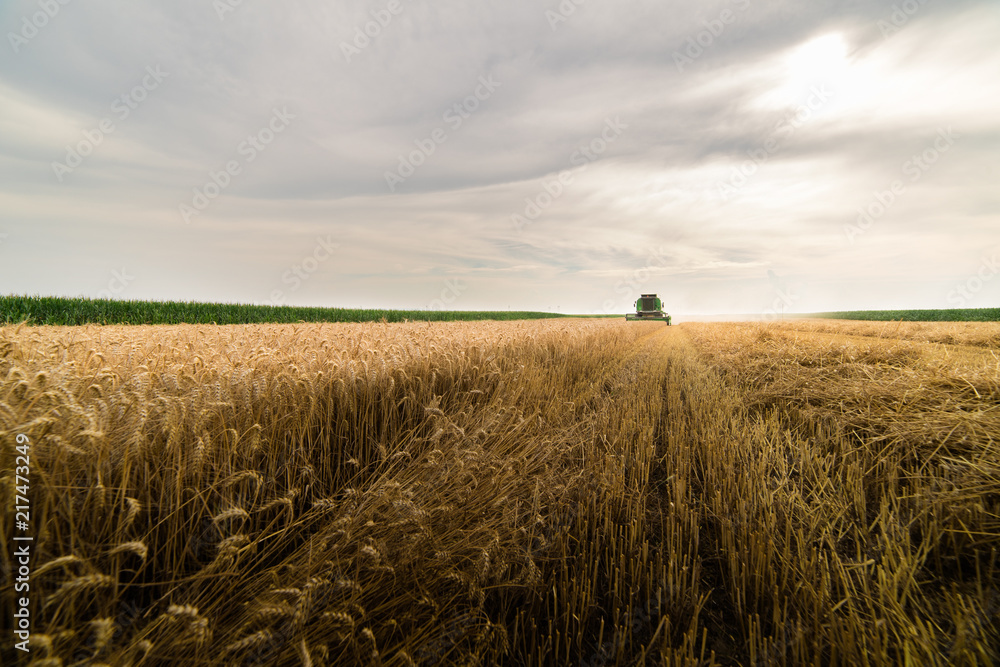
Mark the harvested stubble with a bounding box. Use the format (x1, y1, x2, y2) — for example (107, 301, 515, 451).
(683, 321, 1000, 664)
(0, 318, 997, 665)
(787, 318, 1000, 349)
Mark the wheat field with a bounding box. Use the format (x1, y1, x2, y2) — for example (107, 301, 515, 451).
(1, 319, 998, 665)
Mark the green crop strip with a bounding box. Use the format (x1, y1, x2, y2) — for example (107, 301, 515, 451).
(0, 295, 566, 326)
(808, 308, 999, 322)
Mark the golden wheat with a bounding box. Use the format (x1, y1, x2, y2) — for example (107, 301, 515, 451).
(1, 318, 996, 664)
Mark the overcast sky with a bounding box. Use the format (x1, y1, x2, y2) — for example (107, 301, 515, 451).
(1, 0, 998, 315)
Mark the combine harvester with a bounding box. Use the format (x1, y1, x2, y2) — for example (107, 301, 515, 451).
(625, 294, 671, 324)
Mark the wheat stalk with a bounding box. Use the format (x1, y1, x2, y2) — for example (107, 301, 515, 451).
(108, 541, 148, 562)
(44, 573, 113, 608)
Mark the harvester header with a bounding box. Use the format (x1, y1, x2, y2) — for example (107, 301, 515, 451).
(625, 294, 671, 324)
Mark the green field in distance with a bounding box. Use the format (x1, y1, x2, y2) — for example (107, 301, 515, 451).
(807, 308, 999, 322)
(0, 295, 567, 326)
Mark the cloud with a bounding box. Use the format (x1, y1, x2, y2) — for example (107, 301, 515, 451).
(1, 0, 998, 313)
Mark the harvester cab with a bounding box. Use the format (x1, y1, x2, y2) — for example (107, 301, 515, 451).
(625, 294, 671, 324)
